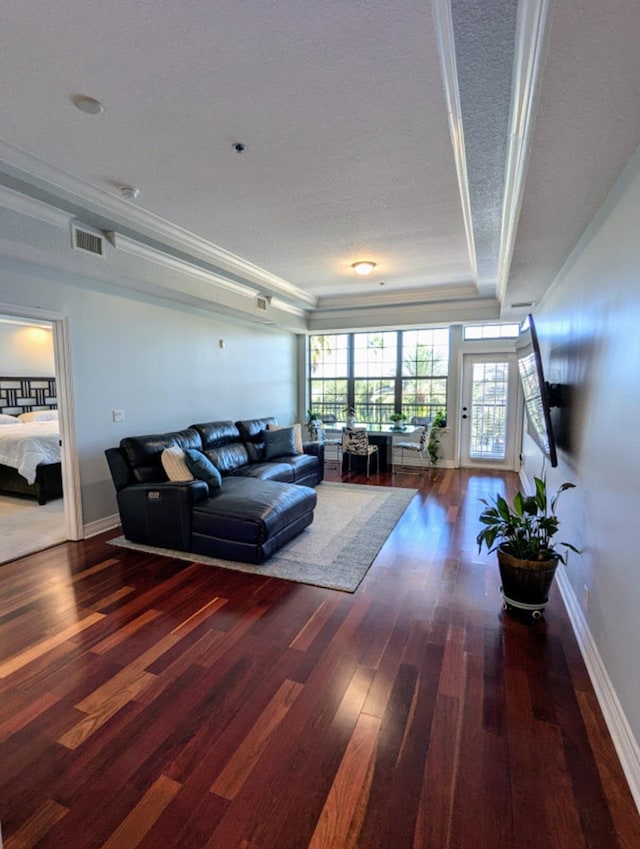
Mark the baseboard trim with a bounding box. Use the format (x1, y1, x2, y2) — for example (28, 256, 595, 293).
(556, 567, 640, 813)
(83, 514, 120, 538)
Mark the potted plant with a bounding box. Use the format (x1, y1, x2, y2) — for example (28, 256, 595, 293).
(343, 405, 356, 428)
(432, 409, 447, 428)
(389, 411, 407, 430)
(306, 409, 321, 440)
(476, 476, 579, 618)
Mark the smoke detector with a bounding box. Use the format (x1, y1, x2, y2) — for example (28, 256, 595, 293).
(119, 185, 140, 200)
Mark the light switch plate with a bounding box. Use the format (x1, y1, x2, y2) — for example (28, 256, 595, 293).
(112, 409, 125, 422)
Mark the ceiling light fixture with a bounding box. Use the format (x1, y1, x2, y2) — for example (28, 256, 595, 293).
(72, 94, 104, 115)
(351, 261, 376, 276)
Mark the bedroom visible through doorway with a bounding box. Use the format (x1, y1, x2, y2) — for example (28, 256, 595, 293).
(0, 314, 67, 564)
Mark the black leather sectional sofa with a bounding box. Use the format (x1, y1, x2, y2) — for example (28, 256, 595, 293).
(105, 417, 324, 564)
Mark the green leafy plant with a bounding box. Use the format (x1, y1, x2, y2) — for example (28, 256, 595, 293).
(432, 409, 447, 428)
(476, 477, 579, 563)
(306, 409, 321, 439)
(427, 426, 440, 466)
(389, 412, 407, 423)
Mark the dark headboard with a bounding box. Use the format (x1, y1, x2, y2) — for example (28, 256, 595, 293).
(0, 376, 57, 416)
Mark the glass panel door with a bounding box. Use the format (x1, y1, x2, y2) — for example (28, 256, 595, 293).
(460, 354, 520, 470)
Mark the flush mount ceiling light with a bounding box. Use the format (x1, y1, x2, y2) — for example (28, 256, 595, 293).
(119, 185, 140, 200)
(72, 94, 104, 115)
(351, 261, 377, 276)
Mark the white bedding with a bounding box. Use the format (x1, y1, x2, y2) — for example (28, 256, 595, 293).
(0, 420, 61, 485)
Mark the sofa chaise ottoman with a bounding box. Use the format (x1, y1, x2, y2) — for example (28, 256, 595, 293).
(105, 417, 322, 564)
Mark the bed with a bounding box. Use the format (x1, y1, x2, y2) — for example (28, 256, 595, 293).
(0, 376, 62, 505)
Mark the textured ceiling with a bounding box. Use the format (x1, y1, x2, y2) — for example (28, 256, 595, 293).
(1, 0, 639, 326)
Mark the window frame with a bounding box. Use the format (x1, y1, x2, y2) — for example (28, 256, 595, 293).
(308, 328, 449, 425)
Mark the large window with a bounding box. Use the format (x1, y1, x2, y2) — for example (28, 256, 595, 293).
(309, 329, 449, 425)
(353, 332, 397, 426)
(309, 334, 349, 420)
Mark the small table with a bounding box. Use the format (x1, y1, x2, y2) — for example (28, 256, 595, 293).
(325, 423, 418, 474)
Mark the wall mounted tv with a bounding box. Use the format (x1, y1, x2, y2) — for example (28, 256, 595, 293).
(515, 314, 558, 467)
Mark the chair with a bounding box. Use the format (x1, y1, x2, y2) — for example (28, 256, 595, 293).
(318, 424, 342, 466)
(342, 427, 379, 478)
(393, 426, 428, 473)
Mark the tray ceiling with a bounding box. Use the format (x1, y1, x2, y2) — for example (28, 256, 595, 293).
(1, 0, 639, 328)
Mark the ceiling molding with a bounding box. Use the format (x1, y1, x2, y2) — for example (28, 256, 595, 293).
(0, 140, 316, 309)
(309, 297, 500, 333)
(116, 234, 259, 301)
(432, 0, 478, 286)
(496, 0, 552, 302)
(315, 281, 479, 311)
(0, 184, 72, 229)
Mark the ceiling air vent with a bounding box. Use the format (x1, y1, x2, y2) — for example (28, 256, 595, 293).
(71, 224, 105, 258)
(256, 294, 272, 312)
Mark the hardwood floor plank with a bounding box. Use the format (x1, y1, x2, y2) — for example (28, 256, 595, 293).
(576, 689, 640, 849)
(4, 798, 68, 849)
(99, 774, 181, 849)
(308, 713, 382, 849)
(90, 609, 163, 655)
(0, 470, 638, 849)
(211, 678, 304, 799)
(0, 612, 105, 678)
(58, 671, 156, 750)
(413, 693, 461, 849)
(0, 690, 60, 743)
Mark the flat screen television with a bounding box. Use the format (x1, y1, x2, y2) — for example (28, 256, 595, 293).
(515, 314, 558, 467)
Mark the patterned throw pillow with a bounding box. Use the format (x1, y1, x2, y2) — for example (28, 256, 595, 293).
(161, 444, 194, 481)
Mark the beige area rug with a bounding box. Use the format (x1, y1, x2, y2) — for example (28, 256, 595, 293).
(0, 494, 66, 564)
(108, 482, 416, 592)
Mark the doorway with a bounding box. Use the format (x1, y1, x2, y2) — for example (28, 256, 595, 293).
(0, 306, 82, 563)
(459, 354, 521, 470)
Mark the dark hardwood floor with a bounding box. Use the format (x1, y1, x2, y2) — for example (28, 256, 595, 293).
(1, 467, 638, 849)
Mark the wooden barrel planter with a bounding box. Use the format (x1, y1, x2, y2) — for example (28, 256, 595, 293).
(497, 547, 559, 619)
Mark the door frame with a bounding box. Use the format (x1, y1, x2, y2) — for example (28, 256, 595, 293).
(457, 352, 523, 471)
(0, 302, 83, 541)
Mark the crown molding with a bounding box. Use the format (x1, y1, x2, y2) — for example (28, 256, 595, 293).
(433, 0, 478, 287)
(496, 0, 552, 302)
(116, 234, 258, 300)
(117, 233, 308, 321)
(0, 184, 72, 228)
(0, 140, 316, 309)
(308, 297, 500, 333)
(315, 281, 478, 311)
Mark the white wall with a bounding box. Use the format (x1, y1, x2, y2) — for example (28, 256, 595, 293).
(522, 144, 640, 752)
(0, 259, 298, 525)
(0, 321, 54, 375)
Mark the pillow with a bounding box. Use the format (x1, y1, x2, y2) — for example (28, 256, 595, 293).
(18, 410, 59, 423)
(267, 422, 303, 454)
(263, 426, 297, 459)
(161, 444, 194, 481)
(184, 448, 223, 493)
(0, 414, 21, 425)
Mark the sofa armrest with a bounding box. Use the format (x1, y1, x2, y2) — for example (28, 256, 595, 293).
(303, 440, 324, 462)
(117, 480, 209, 551)
(303, 440, 324, 481)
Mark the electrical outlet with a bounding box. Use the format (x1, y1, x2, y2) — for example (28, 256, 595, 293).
(112, 409, 125, 423)
(583, 584, 590, 611)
